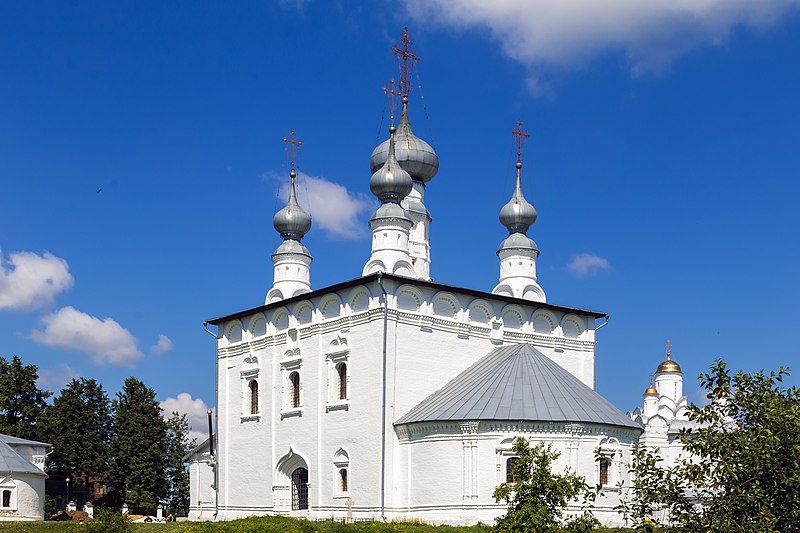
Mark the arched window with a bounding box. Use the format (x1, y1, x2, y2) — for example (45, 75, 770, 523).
(506, 457, 519, 483)
(249, 380, 259, 415)
(336, 363, 347, 400)
(599, 458, 610, 486)
(291, 467, 309, 510)
(1, 489, 10, 508)
(339, 468, 348, 493)
(289, 371, 300, 408)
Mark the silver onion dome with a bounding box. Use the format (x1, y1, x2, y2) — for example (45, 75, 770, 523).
(499, 161, 537, 234)
(273, 170, 312, 241)
(370, 97, 439, 183)
(370, 125, 413, 204)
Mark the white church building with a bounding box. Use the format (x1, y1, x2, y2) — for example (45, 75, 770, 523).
(187, 30, 659, 526)
(0, 434, 49, 521)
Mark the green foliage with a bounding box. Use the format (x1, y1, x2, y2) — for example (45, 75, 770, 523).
(625, 359, 800, 532)
(0, 355, 51, 439)
(493, 437, 592, 532)
(39, 378, 113, 484)
(164, 411, 196, 517)
(611, 444, 689, 530)
(83, 508, 132, 533)
(109, 377, 169, 515)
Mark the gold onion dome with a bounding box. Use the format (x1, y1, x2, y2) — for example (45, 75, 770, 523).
(370, 96, 439, 183)
(656, 350, 682, 374)
(273, 169, 312, 241)
(644, 386, 658, 395)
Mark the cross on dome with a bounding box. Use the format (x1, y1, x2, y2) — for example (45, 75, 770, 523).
(392, 26, 419, 98)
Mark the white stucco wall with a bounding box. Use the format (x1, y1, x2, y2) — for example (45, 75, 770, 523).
(205, 276, 612, 524)
(0, 474, 45, 521)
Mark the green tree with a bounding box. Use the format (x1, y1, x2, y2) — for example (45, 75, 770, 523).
(39, 378, 113, 495)
(493, 437, 595, 532)
(0, 355, 51, 439)
(627, 360, 800, 532)
(109, 377, 168, 514)
(164, 411, 195, 517)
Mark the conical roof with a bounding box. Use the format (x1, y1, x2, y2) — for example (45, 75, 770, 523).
(395, 344, 640, 430)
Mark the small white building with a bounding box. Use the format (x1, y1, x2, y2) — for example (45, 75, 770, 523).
(0, 434, 50, 521)
(188, 29, 645, 526)
(629, 348, 700, 468)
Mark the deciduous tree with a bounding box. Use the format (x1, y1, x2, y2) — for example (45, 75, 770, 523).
(493, 437, 595, 532)
(626, 360, 800, 532)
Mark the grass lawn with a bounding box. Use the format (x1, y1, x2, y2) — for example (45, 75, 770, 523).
(0, 516, 493, 532)
(0, 516, 634, 532)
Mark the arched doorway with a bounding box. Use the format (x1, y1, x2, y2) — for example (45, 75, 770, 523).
(291, 467, 308, 510)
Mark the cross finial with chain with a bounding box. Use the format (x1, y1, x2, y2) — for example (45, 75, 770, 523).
(512, 120, 530, 165)
(392, 27, 419, 98)
(283, 129, 302, 184)
(665, 339, 672, 358)
(383, 77, 401, 129)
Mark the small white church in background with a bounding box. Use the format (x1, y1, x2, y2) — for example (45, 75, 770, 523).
(186, 29, 688, 526)
(0, 434, 49, 521)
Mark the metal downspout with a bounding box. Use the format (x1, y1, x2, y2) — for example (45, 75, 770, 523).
(203, 321, 220, 520)
(376, 272, 389, 521)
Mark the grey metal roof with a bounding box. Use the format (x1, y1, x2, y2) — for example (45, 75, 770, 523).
(395, 344, 641, 430)
(0, 434, 51, 447)
(0, 440, 46, 476)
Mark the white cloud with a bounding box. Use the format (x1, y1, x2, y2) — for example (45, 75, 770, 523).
(150, 334, 174, 355)
(0, 249, 74, 310)
(160, 393, 214, 443)
(567, 253, 612, 278)
(403, 0, 799, 74)
(36, 363, 80, 391)
(274, 172, 375, 239)
(29, 306, 142, 366)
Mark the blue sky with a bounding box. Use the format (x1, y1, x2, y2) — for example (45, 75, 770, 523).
(2, 1, 799, 438)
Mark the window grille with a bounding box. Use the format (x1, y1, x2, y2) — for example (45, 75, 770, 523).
(290, 372, 300, 408)
(599, 458, 610, 485)
(291, 467, 309, 510)
(506, 457, 518, 483)
(337, 363, 347, 400)
(339, 468, 348, 493)
(249, 380, 259, 414)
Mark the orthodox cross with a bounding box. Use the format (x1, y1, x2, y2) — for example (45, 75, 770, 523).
(649, 372, 655, 387)
(283, 129, 302, 183)
(665, 339, 672, 358)
(392, 27, 419, 98)
(512, 120, 530, 163)
(383, 77, 401, 124)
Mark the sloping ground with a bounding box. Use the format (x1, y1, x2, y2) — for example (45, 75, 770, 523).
(0, 516, 637, 532)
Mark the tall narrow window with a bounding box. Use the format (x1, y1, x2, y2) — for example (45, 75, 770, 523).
(249, 380, 259, 415)
(339, 468, 348, 493)
(599, 458, 610, 485)
(506, 457, 519, 483)
(291, 467, 309, 510)
(336, 363, 347, 400)
(289, 371, 300, 408)
(2, 490, 10, 508)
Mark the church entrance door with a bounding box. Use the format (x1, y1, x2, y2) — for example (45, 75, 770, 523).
(291, 467, 308, 510)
